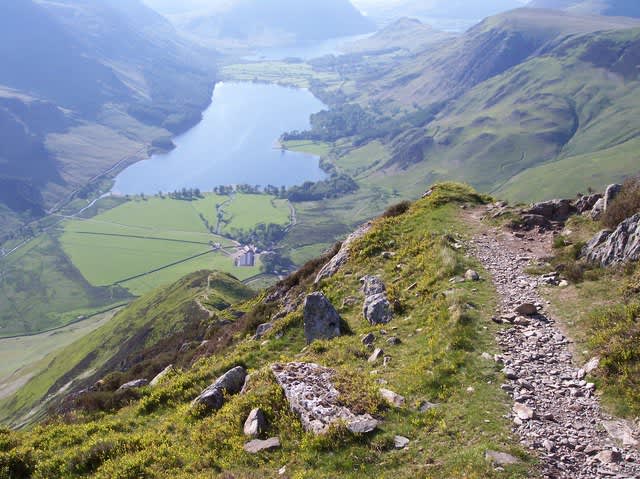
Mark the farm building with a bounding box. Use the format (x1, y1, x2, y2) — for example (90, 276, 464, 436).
(234, 246, 256, 267)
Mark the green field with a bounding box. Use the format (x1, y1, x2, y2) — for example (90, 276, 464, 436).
(221, 61, 340, 89)
(221, 194, 291, 233)
(59, 195, 279, 296)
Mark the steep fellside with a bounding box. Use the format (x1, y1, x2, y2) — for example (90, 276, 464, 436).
(0, 271, 254, 428)
(528, 0, 640, 17)
(0, 184, 537, 478)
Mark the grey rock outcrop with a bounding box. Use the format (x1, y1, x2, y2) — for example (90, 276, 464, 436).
(361, 276, 393, 325)
(150, 365, 175, 387)
(575, 194, 602, 214)
(118, 379, 148, 391)
(271, 362, 379, 435)
(315, 222, 372, 283)
(191, 366, 247, 411)
(526, 199, 576, 222)
(582, 213, 640, 266)
(303, 292, 341, 344)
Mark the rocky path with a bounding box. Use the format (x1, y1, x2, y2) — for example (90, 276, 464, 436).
(468, 211, 640, 479)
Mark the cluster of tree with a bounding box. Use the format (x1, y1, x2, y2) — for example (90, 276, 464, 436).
(286, 173, 358, 202)
(260, 251, 294, 275)
(162, 188, 204, 201)
(230, 223, 287, 251)
(282, 104, 377, 143)
(281, 101, 444, 147)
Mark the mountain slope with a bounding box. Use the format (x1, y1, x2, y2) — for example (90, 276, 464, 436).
(0, 0, 215, 230)
(0, 184, 538, 478)
(0, 271, 254, 427)
(369, 8, 640, 106)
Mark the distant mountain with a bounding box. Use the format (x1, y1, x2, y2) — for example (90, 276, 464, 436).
(528, 0, 640, 17)
(320, 8, 640, 200)
(145, 0, 375, 47)
(0, 0, 215, 229)
(343, 18, 456, 53)
(351, 0, 527, 27)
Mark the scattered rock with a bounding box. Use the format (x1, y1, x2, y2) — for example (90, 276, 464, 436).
(394, 435, 410, 449)
(150, 365, 174, 387)
(602, 420, 639, 447)
(361, 276, 393, 325)
(465, 269, 480, 281)
(386, 336, 401, 346)
(191, 366, 247, 411)
(368, 348, 384, 363)
(595, 450, 623, 464)
(515, 303, 538, 316)
(118, 379, 148, 391)
(254, 322, 273, 339)
(381, 251, 396, 259)
(418, 401, 438, 412)
(244, 437, 281, 454)
(513, 402, 534, 421)
(303, 292, 341, 344)
(380, 388, 405, 408)
(361, 333, 376, 345)
(583, 357, 600, 374)
(315, 223, 372, 283)
(244, 408, 267, 438)
(485, 450, 521, 466)
(272, 362, 378, 435)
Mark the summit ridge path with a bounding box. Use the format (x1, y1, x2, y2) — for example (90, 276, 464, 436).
(467, 208, 640, 479)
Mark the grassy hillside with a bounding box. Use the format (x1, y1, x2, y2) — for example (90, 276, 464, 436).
(0, 271, 254, 428)
(0, 183, 536, 478)
(528, 0, 640, 17)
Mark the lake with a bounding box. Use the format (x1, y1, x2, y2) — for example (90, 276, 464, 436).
(112, 82, 326, 195)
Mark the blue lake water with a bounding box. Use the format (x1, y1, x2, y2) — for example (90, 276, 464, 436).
(112, 82, 327, 195)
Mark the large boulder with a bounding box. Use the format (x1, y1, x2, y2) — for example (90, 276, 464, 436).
(315, 222, 372, 283)
(303, 292, 341, 344)
(361, 275, 393, 325)
(271, 362, 379, 435)
(191, 366, 247, 411)
(582, 214, 640, 266)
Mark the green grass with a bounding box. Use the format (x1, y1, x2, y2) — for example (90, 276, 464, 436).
(221, 194, 291, 233)
(1, 184, 535, 478)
